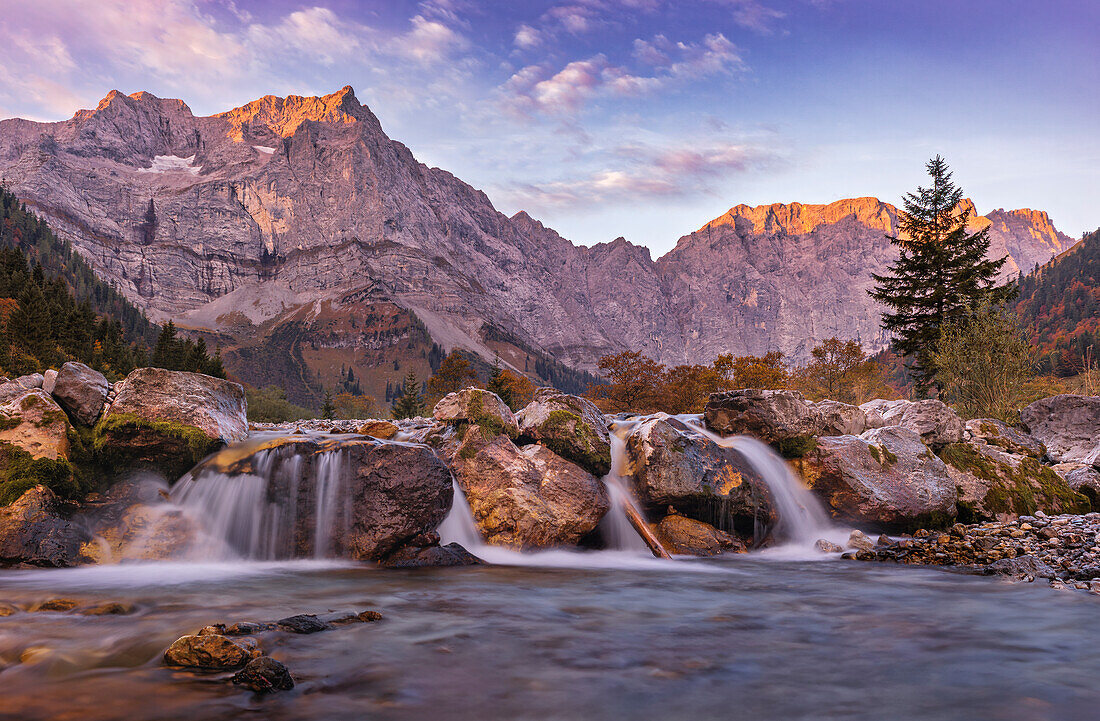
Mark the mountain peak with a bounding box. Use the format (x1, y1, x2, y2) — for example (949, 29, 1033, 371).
(217, 85, 374, 141)
(703, 197, 897, 236)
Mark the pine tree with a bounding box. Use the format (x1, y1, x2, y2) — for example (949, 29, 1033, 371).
(321, 389, 336, 420)
(391, 370, 427, 419)
(869, 156, 1012, 392)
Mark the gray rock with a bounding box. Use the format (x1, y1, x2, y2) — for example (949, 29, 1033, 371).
(433, 388, 519, 438)
(232, 656, 294, 692)
(52, 362, 109, 425)
(878, 399, 964, 448)
(814, 400, 871, 436)
(14, 373, 44, 390)
(703, 389, 823, 442)
(1021, 395, 1100, 465)
(276, 614, 328, 634)
(965, 418, 1044, 458)
(515, 387, 612, 476)
(42, 369, 58, 395)
(987, 555, 1056, 580)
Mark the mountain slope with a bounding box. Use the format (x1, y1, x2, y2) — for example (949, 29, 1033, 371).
(1015, 228, 1100, 375)
(0, 87, 1076, 396)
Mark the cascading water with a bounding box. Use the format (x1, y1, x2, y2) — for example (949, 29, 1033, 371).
(167, 434, 353, 560)
(597, 432, 654, 554)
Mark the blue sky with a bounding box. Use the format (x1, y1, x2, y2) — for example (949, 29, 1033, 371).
(1, 0, 1096, 254)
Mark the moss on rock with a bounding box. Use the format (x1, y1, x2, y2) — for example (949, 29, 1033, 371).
(0, 441, 80, 505)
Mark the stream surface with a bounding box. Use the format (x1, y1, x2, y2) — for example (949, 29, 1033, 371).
(1, 555, 1097, 721)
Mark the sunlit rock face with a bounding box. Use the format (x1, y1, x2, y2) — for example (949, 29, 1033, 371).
(0, 88, 1072, 373)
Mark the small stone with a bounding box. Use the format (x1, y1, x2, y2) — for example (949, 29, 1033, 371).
(0, 602, 19, 617)
(80, 602, 135, 616)
(164, 634, 254, 669)
(950, 523, 968, 537)
(232, 656, 294, 692)
(29, 599, 79, 612)
(847, 530, 874, 552)
(814, 539, 844, 554)
(876, 534, 893, 547)
(276, 614, 329, 634)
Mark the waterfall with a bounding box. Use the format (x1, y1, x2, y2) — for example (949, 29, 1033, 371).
(437, 480, 485, 550)
(168, 437, 351, 560)
(678, 416, 839, 546)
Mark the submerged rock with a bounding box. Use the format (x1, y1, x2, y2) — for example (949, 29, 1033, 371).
(164, 634, 257, 669)
(0, 486, 90, 567)
(29, 598, 80, 612)
(703, 389, 823, 443)
(52, 362, 109, 426)
(276, 614, 329, 634)
(381, 541, 482, 568)
(515, 388, 612, 477)
(795, 426, 956, 530)
(446, 426, 609, 549)
(96, 368, 248, 478)
(1021, 395, 1100, 465)
(232, 657, 294, 692)
(625, 417, 775, 540)
(653, 512, 744, 556)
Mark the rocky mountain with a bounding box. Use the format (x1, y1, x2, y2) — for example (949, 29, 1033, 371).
(0, 87, 1076, 400)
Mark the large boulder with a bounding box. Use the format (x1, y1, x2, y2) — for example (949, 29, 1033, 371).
(1020, 395, 1100, 465)
(447, 426, 609, 549)
(795, 426, 957, 530)
(96, 368, 247, 478)
(0, 386, 71, 461)
(433, 388, 519, 438)
(943, 442, 1090, 521)
(515, 388, 612, 476)
(51, 362, 109, 426)
(704, 389, 823, 443)
(1052, 463, 1100, 508)
(813, 400, 876, 436)
(0, 485, 90, 567)
(964, 418, 1045, 458)
(183, 436, 453, 560)
(625, 417, 775, 540)
(653, 512, 745, 556)
(877, 399, 964, 449)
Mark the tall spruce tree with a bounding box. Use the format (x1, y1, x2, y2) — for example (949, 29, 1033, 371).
(390, 370, 427, 419)
(869, 156, 1011, 392)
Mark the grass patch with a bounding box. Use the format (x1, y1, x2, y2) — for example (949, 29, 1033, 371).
(774, 435, 818, 460)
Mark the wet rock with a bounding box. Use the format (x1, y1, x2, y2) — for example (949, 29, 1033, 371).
(321, 610, 383, 625)
(815, 539, 844, 553)
(433, 388, 519, 438)
(795, 426, 956, 530)
(653, 512, 745, 556)
(97, 368, 248, 478)
(964, 418, 1044, 458)
(0, 602, 18, 616)
(232, 656, 294, 692)
(515, 387, 612, 476)
(625, 417, 775, 539)
(381, 541, 482, 568)
(356, 419, 399, 440)
(0, 386, 72, 462)
(164, 634, 256, 669)
(1020, 395, 1100, 465)
(51, 362, 109, 426)
(877, 400, 964, 449)
(943, 442, 1090, 521)
(813, 400, 874, 436)
(29, 598, 79, 612)
(987, 555, 1057, 580)
(847, 530, 874, 552)
(80, 601, 136, 616)
(446, 427, 609, 549)
(276, 614, 329, 634)
(703, 389, 824, 443)
(0, 486, 90, 567)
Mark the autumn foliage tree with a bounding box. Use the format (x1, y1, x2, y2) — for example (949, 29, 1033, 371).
(585, 351, 667, 413)
(427, 351, 477, 401)
(795, 337, 892, 404)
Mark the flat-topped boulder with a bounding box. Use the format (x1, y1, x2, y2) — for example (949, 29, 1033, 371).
(433, 388, 519, 438)
(515, 387, 612, 476)
(796, 426, 956, 530)
(95, 368, 247, 478)
(51, 362, 109, 426)
(653, 512, 745, 556)
(1020, 395, 1100, 465)
(877, 399, 964, 449)
(704, 389, 823, 443)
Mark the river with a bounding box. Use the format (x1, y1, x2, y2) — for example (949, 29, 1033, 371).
(1, 554, 1097, 721)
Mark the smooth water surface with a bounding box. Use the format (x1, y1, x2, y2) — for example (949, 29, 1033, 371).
(1, 556, 1096, 721)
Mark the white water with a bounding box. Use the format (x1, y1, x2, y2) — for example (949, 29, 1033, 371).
(597, 433, 652, 553)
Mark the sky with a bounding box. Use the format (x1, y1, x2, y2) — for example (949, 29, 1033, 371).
(0, 0, 1096, 255)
